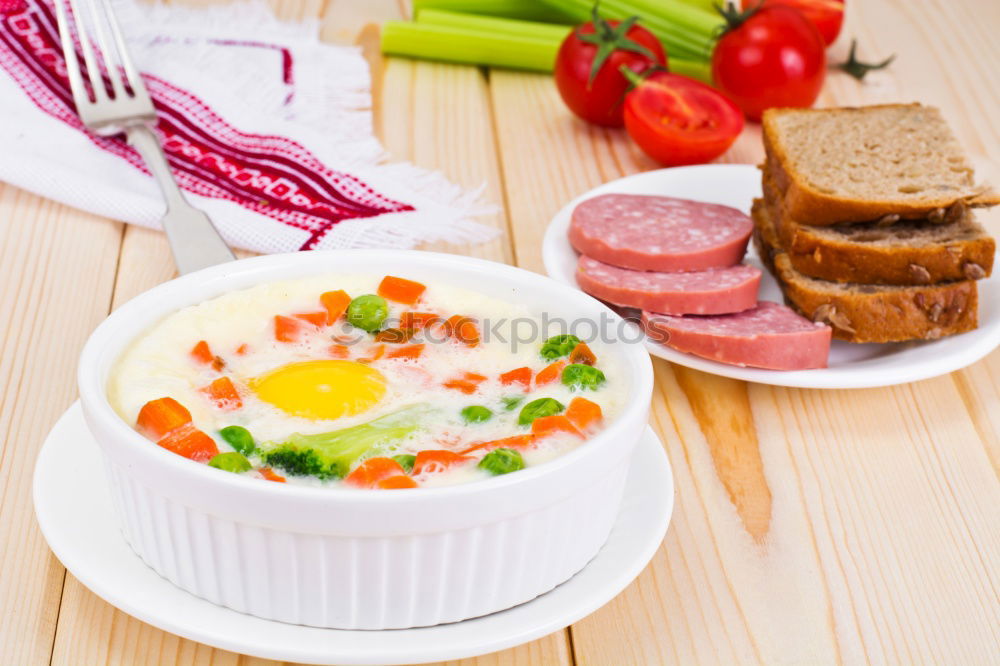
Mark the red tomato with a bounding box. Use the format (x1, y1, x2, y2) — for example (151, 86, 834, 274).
(712, 5, 827, 121)
(622, 72, 744, 166)
(554, 15, 666, 127)
(741, 0, 845, 46)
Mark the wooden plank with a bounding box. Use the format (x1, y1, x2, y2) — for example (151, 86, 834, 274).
(381, 57, 512, 262)
(0, 184, 123, 666)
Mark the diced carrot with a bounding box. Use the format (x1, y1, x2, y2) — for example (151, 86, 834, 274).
(400, 311, 441, 330)
(444, 315, 480, 346)
(329, 343, 351, 359)
(320, 290, 351, 325)
(568, 342, 597, 366)
(157, 423, 219, 462)
(377, 475, 418, 489)
(566, 397, 603, 431)
(412, 450, 473, 475)
(378, 276, 427, 305)
(190, 340, 226, 370)
(375, 327, 416, 343)
(443, 380, 478, 394)
(499, 366, 532, 389)
(200, 376, 242, 410)
(234, 343, 250, 356)
(274, 315, 303, 342)
(136, 397, 192, 440)
(386, 344, 424, 360)
(258, 467, 286, 483)
(294, 311, 328, 327)
(535, 360, 566, 386)
(190, 340, 213, 365)
(460, 434, 536, 455)
(345, 457, 408, 488)
(531, 414, 582, 438)
(358, 344, 385, 362)
(443, 371, 487, 394)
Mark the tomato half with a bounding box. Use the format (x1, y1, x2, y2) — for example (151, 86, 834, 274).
(712, 5, 826, 121)
(741, 0, 845, 46)
(622, 72, 744, 166)
(554, 15, 666, 127)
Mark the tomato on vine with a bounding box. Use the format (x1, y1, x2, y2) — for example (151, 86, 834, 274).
(621, 68, 744, 166)
(712, 3, 827, 121)
(554, 6, 666, 127)
(740, 0, 845, 46)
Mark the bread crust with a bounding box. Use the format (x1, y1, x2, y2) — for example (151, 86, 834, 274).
(761, 177, 996, 285)
(751, 199, 979, 343)
(762, 105, 1000, 225)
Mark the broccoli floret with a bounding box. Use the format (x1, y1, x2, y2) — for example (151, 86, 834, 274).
(260, 405, 427, 480)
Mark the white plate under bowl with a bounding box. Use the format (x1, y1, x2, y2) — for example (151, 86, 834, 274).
(33, 403, 674, 666)
(542, 164, 1000, 389)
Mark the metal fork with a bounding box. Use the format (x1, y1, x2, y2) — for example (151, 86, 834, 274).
(53, 0, 234, 274)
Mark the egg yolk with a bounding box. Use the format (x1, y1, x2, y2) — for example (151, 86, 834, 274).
(252, 360, 387, 420)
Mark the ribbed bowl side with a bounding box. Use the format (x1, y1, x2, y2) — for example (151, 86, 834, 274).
(104, 458, 630, 630)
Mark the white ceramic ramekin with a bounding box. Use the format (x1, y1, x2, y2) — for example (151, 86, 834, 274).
(78, 250, 653, 629)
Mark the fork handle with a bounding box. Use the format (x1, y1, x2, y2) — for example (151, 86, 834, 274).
(126, 123, 235, 275)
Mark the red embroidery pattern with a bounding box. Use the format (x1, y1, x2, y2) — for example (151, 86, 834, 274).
(0, 0, 414, 249)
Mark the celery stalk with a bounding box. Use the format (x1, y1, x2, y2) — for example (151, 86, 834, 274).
(669, 58, 713, 84)
(416, 9, 571, 42)
(381, 21, 561, 71)
(623, 0, 721, 34)
(535, 0, 719, 62)
(412, 0, 577, 23)
(674, 0, 718, 11)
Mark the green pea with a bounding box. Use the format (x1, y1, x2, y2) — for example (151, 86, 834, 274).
(392, 454, 416, 474)
(347, 294, 389, 332)
(461, 405, 493, 424)
(209, 452, 252, 474)
(540, 334, 581, 360)
(518, 397, 565, 425)
(501, 395, 525, 411)
(479, 448, 525, 476)
(561, 364, 606, 391)
(219, 425, 256, 456)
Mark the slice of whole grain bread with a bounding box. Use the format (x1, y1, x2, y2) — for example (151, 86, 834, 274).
(751, 199, 978, 343)
(762, 104, 1000, 225)
(761, 175, 995, 285)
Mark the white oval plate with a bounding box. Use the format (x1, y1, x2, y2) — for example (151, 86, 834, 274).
(33, 403, 673, 666)
(542, 164, 1000, 389)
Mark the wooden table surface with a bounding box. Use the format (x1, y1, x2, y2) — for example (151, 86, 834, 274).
(3, 0, 999, 664)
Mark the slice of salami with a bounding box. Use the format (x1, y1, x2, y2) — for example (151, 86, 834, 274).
(569, 194, 753, 271)
(577, 255, 760, 315)
(642, 302, 832, 370)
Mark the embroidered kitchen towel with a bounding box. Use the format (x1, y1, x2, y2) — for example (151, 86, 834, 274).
(0, 0, 497, 252)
